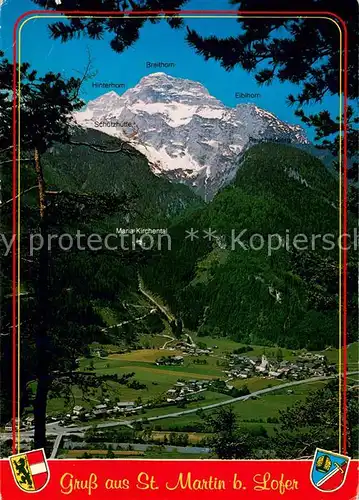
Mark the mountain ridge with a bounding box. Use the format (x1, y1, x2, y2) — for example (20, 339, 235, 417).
(75, 73, 309, 199)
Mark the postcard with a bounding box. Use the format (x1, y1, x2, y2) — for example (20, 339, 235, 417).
(0, 1, 358, 498)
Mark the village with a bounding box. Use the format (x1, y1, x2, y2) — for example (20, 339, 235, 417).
(6, 401, 147, 432)
(5, 344, 337, 434)
(224, 352, 337, 381)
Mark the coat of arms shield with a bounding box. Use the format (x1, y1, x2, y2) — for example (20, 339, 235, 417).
(310, 448, 350, 493)
(9, 448, 50, 493)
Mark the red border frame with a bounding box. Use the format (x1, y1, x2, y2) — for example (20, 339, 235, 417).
(11, 9, 349, 456)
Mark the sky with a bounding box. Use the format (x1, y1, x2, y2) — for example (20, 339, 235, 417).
(1, 0, 340, 141)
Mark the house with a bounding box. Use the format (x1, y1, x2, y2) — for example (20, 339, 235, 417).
(25, 416, 35, 426)
(173, 356, 184, 363)
(5, 421, 12, 432)
(73, 405, 84, 416)
(93, 404, 107, 416)
(280, 360, 290, 367)
(5, 418, 25, 431)
(259, 355, 269, 369)
(116, 402, 135, 410)
(94, 404, 107, 410)
(315, 354, 325, 361)
(93, 409, 106, 417)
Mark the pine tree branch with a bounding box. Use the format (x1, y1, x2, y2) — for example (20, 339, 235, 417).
(0, 145, 13, 154)
(0, 185, 38, 209)
(71, 48, 97, 101)
(69, 139, 138, 156)
(0, 158, 33, 166)
(45, 190, 64, 195)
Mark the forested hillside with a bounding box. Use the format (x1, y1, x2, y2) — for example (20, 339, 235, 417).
(141, 143, 357, 350)
(43, 128, 203, 227)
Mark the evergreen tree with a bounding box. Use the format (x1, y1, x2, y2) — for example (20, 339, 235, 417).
(200, 406, 250, 459)
(1, 51, 84, 448)
(197, 381, 358, 459)
(31, 0, 188, 52)
(275, 380, 358, 458)
(0, 53, 138, 450)
(186, 1, 357, 100)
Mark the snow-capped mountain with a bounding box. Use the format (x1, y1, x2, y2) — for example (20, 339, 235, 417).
(75, 73, 309, 199)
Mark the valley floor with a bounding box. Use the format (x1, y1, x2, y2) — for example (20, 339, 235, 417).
(6, 334, 357, 460)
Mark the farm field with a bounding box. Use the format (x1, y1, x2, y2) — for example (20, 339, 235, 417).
(231, 377, 284, 392)
(157, 417, 280, 437)
(131, 391, 232, 420)
(43, 333, 352, 418)
(230, 380, 328, 420)
(189, 334, 299, 359)
(151, 431, 210, 444)
(139, 335, 172, 349)
(316, 342, 358, 371)
(66, 449, 145, 457)
(82, 350, 222, 378)
(74, 349, 225, 405)
(153, 380, 330, 436)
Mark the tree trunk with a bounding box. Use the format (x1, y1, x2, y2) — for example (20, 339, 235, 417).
(33, 147, 50, 451)
(34, 147, 46, 219)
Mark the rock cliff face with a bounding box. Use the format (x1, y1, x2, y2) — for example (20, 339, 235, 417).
(75, 72, 309, 199)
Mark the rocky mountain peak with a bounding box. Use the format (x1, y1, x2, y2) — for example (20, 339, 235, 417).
(75, 73, 309, 199)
